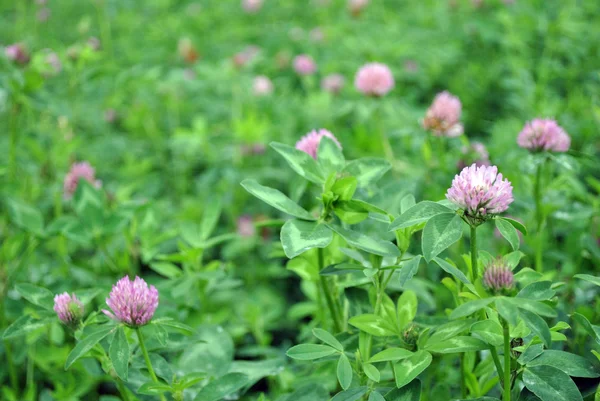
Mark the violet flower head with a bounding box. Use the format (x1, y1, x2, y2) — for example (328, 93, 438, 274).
(295, 129, 342, 159)
(253, 75, 273, 96)
(483, 259, 514, 292)
(103, 276, 159, 327)
(321, 73, 345, 94)
(4, 43, 30, 65)
(354, 63, 394, 97)
(293, 54, 317, 76)
(237, 215, 256, 238)
(423, 91, 463, 137)
(517, 118, 570, 153)
(54, 293, 84, 326)
(242, 0, 263, 13)
(63, 162, 102, 199)
(446, 164, 514, 223)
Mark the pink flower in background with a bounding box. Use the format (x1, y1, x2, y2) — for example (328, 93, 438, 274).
(44, 50, 62, 75)
(446, 164, 514, 220)
(253, 75, 273, 96)
(403, 60, 419, 73)
(237, 215, 256, 237)
(36, 0, 48, 4)
(458, 141, 490, 170)
(233, 45, 260, 68)
(104, 109, 118, 124)
(4, 43, 30, 65)
(295, 129, 342, 159)
(321, 73, 345, 94)
(348, 0, 369, 16)
(37, 7, 51, 22)
(241, 143, 266, 156)
(242, 0, 263, 13)
(87, 37, 101, 51)
(354, 63, 394, 97)
(293, 54, 316, 75)
(423, 91, 463, 137)
(517, 118, 570, 153)
(483, 259, 514, 292)
(309, 27, 325, 43)
(103, 276, 159, 327)
(64, 162, 102, 199)
(275, 51, 291, 70)
(54, 293, 84, 326)
(178, 37, 199, 64)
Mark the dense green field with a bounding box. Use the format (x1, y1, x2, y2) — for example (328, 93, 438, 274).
(1, 0, 599, 400)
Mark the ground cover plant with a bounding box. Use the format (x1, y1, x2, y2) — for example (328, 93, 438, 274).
(1, 0, 600, 400)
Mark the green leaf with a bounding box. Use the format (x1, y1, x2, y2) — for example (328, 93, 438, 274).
(343, 157, 391, 187)
(152, 318, 195, 335)
(450, 298, 494, 319)
(363, 364, 380, 382)
(572, 313, 600, 344)
(137, 382, 173, 395)
(200, 198, 222, 240)
(327, 224, 400, 257)
(369, 348, 413, 363)
(385, 379, 421, 401)
(2, 315, 52, 339)
(270, 142, 325, 184)
(495, 297, 519, 326)
(433, 257, 476, 293)
(452, 398, 501, 401)
(318, 136, 345, 176)
(280, 220, 333, 259)
(331, 177, 358, 202)
(5, 198, 45, 236)
(422, 213, 463, 261)
(425, 336, 488, 354)
(397, 290, 417, 329)
(65, 325, 116, 369)
(518, 344, 544, 365)
(517, 281, 555, 301)
(240, 180, 315, 220)
(337, 354, 353, 390)
(389, 201, 453, 231)
(313, 328, 343, 351)
(331, 387, 368, 401)
(427, 320, 474, 344)
(499, 217, 527, 236)
(286, 344, 337, 360)
(520, 309, 551, 347)
(495, 218, 520, 251)
(398, 256, 422, 287)
(527, 350, 600, 378)
(15, 283, 54, 310)
(470, 320, 504, 346)
(523, 365, 583, 401)
(320, 263, 364, 276)
(109, 326, 129, 381)
(148, 262, 183, 279)
(348, 314, 396, 337)
(193, 373, 250, 401)
(368, 391, 385, 401)
(394, 350, 432, 388)
(574, 274, 600, 287)
(511, 298, 557, 318)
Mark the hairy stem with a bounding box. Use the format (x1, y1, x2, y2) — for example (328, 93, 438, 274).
(534, 162, 544, 272)
(470, 225, 478, 281)
(503, 321, 512, 401)
(490, 347, 504, 387)
(318, 248, 343, 333)
(136, 328, 167, 401)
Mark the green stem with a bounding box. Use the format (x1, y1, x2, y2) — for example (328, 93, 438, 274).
(318, 248, 343, 333)
(26, 343, 35, 401)
(9, 102, 19, 181)
(136, 328, 167, 401)
(4, 340, 19, 392)
(470, 226, 478, 281)
(460, 355, 467, 398)
(117, 379, 131, 401)
(490, 347, 504, 387)
(503, 321, 512, 401)
(534, 162, 544, 273)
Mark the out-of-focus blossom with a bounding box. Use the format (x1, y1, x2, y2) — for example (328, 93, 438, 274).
(43, 50, 62, 76)
(275, 51, 291, 70)
(309, 27, 325, 43)
(36, 0, 48, 5)
(4, 43, 30, 65)
(471, 0, 484, 8)
(103, 276, 159, 327)
(241, 143, 267, 156)
(64, 162, 102, 199)
(423, 91, 463, 137)
(54, 293, 84, 326)
(37, 7, 51, 22)
(321, 74, 345, 94)
(293, 54, 317, 76)
(295, 129, 341, 159)
(237, 215, 256, 238)
(87, 37, 101, 51)
(517, 118, 570, 153)
(483, 258, 514, 292)
(458, 141, 490, 170)
(253, 75, 273, 96)
(233, 45, 260, 68)
(104, 109, 118, 124)
(446, 164, 514, 224)
(354, 63, 394, 97)
(403, 60, 419, 73)
(242, 0, 263, 13)
(178, 37, 199, 64)
(348, 0, 369, 16)
(183, 68, 196, 80)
